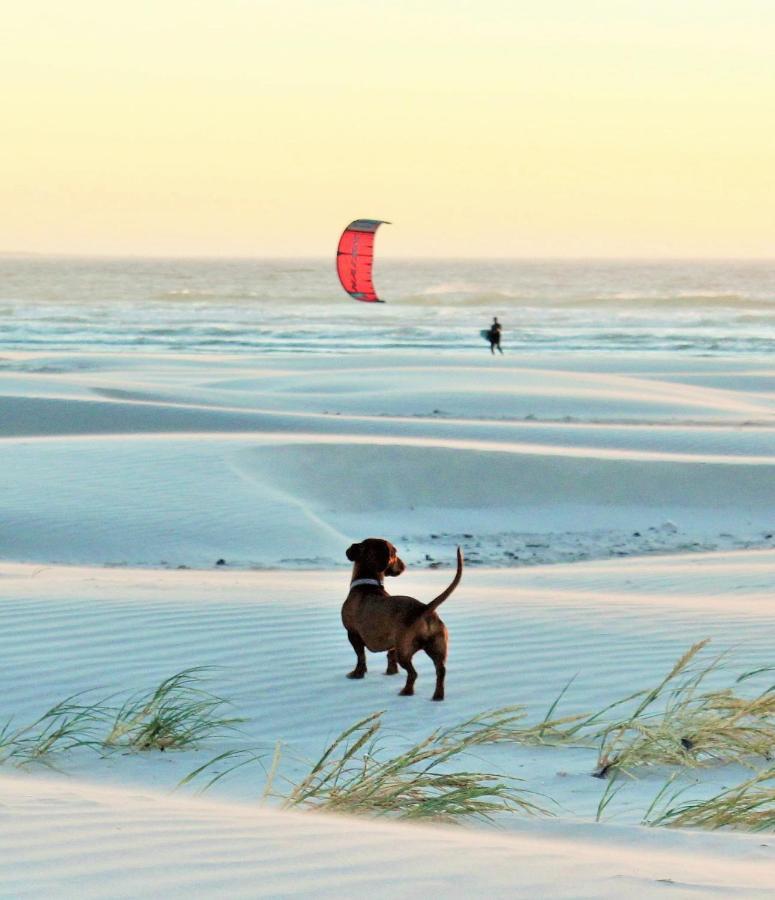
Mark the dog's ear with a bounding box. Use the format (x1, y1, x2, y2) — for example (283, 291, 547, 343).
(346, 543, 361, 562)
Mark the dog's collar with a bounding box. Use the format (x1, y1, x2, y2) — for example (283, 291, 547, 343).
(349, 578, 384, 589)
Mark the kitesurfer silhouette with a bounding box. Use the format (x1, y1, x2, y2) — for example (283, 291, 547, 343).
(487, 317, 503, 354)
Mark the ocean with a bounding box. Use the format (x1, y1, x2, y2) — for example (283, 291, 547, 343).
(1, 257, 774, 356)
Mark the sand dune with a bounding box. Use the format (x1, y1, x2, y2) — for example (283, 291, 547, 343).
(1, 430, 772, 567)
(1, 350, 773, 897)
(1, 555, 774, 897)
(0, 352, 772, 568)
(2, 774, 773, 899)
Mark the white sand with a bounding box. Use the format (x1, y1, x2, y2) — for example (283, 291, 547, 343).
(0, 350, 773, 897)
(2, 774, 773, 899)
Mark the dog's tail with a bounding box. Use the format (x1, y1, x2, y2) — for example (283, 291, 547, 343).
(420, 547, 463, 618)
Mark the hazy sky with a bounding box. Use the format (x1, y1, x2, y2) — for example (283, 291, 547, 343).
(2, 1, 774, 257)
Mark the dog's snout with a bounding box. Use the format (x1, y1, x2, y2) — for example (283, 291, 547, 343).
(386, 556, 406, 577)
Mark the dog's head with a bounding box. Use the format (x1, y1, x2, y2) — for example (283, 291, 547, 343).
(346, 538, 405, 577)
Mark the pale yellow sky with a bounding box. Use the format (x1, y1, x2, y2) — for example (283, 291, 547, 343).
(2, 1, 774, 257)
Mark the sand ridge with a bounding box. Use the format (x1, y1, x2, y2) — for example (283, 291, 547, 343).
(0, 352, 773, 570)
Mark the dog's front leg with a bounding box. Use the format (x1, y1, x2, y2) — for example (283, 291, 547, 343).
(346, 630, 367, 679)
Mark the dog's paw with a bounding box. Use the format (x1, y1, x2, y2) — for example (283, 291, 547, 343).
(399, 687, 414, 696)
(431, 694, 445, 701)
(384, 669, 399, 676)
(347, 670, 366, 679)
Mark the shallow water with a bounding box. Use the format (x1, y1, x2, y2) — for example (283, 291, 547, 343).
(1, 257, 773, 355)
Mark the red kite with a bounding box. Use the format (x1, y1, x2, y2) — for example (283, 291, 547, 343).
(336, 219, 389, 302)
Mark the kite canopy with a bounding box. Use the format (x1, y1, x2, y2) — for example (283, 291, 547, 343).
(336, 219, 389, 302)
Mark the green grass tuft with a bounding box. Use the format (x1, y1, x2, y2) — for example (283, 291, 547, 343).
(1, 668, 243, 766)
(102, 667, 244, 751)
(184, 708, 551, 824)
(0, 695, 104, 768)
(592, 641, 775, 778)
(281, 710, 549, 822)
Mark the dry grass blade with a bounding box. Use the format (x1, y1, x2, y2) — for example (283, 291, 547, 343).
(595, 770, 625, 822)
(176, 741, 282, 798)
(102, 667, 244, 751)
(736, 665, 775, 687)
(433, 702, 594, 749)
(645, 768, 775, 831)
(178, 748, 268, 793)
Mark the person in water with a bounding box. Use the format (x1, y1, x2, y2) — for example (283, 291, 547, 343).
(487, 317, 503, 354)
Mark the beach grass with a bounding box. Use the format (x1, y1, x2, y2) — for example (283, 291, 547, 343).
(591, 641, 775, 778)
(0, 695, 104, 768)
(439, 700, 592, 747)
(281, 710, 549, 822)
(1, 669, 244, 766)
(184, 709, 550, 824)
(431, 642, 773, 779)
(179, 640, 773, 827)
(101, 668, 244, 751)
(5, 649, 771, 833)
(644, 768, 775, 831)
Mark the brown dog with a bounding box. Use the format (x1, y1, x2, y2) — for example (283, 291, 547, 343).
(341, 538, 463, 701)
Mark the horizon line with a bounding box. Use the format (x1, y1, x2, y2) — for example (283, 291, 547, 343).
(2, 252, 775, 264)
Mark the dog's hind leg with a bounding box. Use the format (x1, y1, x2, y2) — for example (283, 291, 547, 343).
(385, 649, 399, 675)
(397, 650, 418, 696)
(346, 630, 367, 679)
(424, 636, 447, 701)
